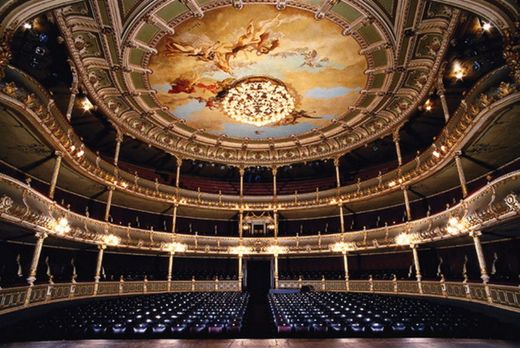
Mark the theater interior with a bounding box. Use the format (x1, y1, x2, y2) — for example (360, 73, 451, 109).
(0, 0, 519, 347)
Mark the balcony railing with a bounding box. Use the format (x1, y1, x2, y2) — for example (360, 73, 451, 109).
(1, 279, 518, 317)
(0, 169, 519, 254)
(0, 65, 518, 210)
(0, 279, 239, 315)
(278, 279, 520, 313)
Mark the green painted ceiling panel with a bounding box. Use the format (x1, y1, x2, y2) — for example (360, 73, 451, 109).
(129, 49, 145, 66)
(376, 0, 395, 16)
(141, 95, 158, 108)
(121, 0, 140, 18)
(135, 23, 161, 43)
(372, 50, 387, 67)
(95, 0, 110, 25)
(358, 25, 382, 45)
(332, 2, 362, 22)
(131, 72, 145, 89)
(371, 74, 385, 89)
(156, 1, 188, 22)
(358, 94, 375, 107)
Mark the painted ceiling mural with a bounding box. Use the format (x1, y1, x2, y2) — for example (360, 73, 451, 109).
(149, 5, 367, 139)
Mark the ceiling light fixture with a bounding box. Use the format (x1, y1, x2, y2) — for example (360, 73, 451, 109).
(221, 76, 295, 127)
(53, 217, 71, 235)
(330, 242, 356, 253)
(229, 245, 252, 256)
(395, 233, 417, 246)
(103, 234, 120, 246)
(163, 242, 187, 253)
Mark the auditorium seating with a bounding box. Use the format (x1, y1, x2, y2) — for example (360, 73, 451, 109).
(269, 292, 501, 337)
(2, 292, 249, 340)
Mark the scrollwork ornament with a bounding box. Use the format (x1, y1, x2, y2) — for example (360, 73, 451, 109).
(0, 195, 13, 212)
(0, 40, 12, 79)
(504, 193, 520, 212)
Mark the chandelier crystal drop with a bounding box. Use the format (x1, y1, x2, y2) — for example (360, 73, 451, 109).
(222, 77, 295, 127)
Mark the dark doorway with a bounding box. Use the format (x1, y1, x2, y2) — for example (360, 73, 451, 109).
(243, 259, 274, 337)
(246, 259, 272, 295)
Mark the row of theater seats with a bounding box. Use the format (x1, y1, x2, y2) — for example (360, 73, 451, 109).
(2, 292, 249, 340)
(269, 292, 501, 337)
(179, 175, 337, 195)
(279, 271, 411, 280)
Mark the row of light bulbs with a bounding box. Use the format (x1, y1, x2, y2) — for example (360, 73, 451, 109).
(52, 216, 120, 246)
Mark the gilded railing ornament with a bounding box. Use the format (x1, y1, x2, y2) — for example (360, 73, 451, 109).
(0, 40, 11, 79)
(0, 195, 13, 212)
(504, 193, 520, 211)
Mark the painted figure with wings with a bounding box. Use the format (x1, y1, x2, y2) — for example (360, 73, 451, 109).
(163, 15, 282, 74)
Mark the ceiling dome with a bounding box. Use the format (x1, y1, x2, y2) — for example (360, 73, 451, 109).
(148, 5, 367, 139)
(54, 0, 460, 166)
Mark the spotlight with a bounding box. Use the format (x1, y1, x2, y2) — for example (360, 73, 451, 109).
(482, 22, 492, 32)
(452, 62, 465, 80)
(23, 22, 32, 30)
(81, 97, 94, 111)
(424, 99, 433, 112)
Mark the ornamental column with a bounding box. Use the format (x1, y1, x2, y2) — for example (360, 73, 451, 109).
(27, 231, 47, 286)
(175, 157, 182, 198)
(342, 251, 350, 291)
(339, 204, 345, 236)
(65, 61, 78, 121)
(113, 130, 123, 166)
(437, 81, 450, 122)
(238, 253, 243, 291)
(48, 151, 63, 200)
(167, 251, 174, 291)
(93, 244, 106, 295)
(393, 130, 403, 167)
(239, 166, 245, 199)
(274, 253, 279, 289)
(238, 210, 244, 239)
(171, 203, 178, 233)
(454, 151, 468, 198)
(411, 244, 423, 294)
(402, 186, 412, 221)
(272, 166, 278, 198)
(273, 210, 279, 238)
(334, 157, 341, 189)
(104, 186, 114, 221)
(470, 231, 492, 302)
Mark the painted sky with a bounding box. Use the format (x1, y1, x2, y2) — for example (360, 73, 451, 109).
(149, 5, 367, 139)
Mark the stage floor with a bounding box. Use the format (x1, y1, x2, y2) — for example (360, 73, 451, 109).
(1, 339, 519, 348)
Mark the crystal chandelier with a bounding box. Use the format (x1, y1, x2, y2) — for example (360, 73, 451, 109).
(221, 76, 295, 127)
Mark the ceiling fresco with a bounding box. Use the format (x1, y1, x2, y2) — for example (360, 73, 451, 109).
(50, 0, 461, 165)
(148, 5, 367, 139)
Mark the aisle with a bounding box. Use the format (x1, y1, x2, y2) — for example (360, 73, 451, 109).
(243, 292, 274, 338)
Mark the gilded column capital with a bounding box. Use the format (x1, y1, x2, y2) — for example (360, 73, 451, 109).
(35, 231, 48, 240)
